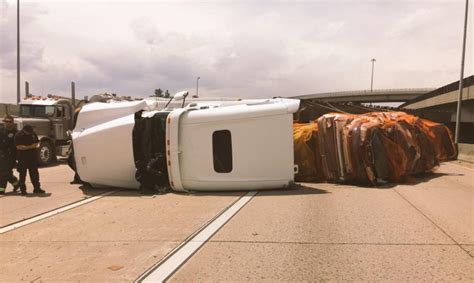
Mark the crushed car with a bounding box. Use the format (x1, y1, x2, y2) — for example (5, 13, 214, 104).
(293, 112, 457, 185)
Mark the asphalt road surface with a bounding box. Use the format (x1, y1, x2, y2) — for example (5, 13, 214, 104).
(0, 161, 472, 281)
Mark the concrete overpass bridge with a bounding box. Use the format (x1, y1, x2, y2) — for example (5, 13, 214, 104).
(292, 88, 434, 103)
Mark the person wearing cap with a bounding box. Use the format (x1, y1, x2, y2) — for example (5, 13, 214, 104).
(14, 124, 45, 195)
(0, 115, 20, 194)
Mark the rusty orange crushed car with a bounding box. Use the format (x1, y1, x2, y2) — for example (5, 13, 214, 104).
(294, 112, 457, 185)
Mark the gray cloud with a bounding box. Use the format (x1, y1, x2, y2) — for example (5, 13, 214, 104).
(1, 0, 472, 103)
(82, 51, 147, 81)
(0, 1, 47, 72)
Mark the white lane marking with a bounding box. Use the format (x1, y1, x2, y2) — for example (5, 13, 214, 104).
(139, 191, 257, 283)
(0, 190, 118, 234)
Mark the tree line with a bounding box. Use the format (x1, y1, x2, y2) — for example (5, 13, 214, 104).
(153, 89, 171, 98)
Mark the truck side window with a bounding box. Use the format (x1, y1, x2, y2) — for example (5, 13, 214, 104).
(45, 106, 55, 117)
(212, 130, 233, 173)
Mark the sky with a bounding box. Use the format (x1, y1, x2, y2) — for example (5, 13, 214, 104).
(0, 0, 472, 103)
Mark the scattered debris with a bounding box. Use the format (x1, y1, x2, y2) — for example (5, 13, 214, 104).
(107, 265, 124, 271)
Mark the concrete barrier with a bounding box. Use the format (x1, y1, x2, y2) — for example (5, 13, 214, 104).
(458, 143, 474, 163)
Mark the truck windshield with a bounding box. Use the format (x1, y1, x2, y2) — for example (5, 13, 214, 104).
(20, 105, 56, 118)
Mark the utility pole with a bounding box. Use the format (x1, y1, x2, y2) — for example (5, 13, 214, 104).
(25, 81, 29, 97)
(455, 0, 469, 144)
(16, 0, 20, 104)
(71, 82, 76, 107)
(196, 76, 200, 98)
(370, 58, 376, 92)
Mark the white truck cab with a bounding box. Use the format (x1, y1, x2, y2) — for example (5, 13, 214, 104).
(72, 96, 299, 191)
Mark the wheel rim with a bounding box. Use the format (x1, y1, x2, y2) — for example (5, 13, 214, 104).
(40, 145, 50, 163)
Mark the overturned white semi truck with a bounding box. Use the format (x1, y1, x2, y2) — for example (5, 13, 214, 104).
(72, 93, 300, 192)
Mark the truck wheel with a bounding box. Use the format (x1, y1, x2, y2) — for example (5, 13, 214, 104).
(38, 141, 54, 166)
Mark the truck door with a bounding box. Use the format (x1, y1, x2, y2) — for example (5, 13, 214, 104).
(51, 104, 70, 141)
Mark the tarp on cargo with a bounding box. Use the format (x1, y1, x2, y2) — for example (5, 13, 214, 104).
(294, 112, 457, 185)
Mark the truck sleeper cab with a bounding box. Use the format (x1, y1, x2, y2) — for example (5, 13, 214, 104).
(72, 98, 300, 192)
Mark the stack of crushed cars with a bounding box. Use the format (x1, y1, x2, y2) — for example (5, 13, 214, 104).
(294, 112, 457, 185)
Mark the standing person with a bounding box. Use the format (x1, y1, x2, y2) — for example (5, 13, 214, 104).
(67, 144, 82, 184)
(14, 125, 45, 195)
(67, 106, 86, 185)
(0, 115, 20, 194)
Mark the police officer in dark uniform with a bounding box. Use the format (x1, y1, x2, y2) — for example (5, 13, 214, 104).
(0, 115, 20, 194)
(14, 124, 45, 195)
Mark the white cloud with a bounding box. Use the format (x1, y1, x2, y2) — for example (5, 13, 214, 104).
(129, 18, 162, 45)
(0, 0, 472, 103)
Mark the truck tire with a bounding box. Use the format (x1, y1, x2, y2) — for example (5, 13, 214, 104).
(38, 141, 54, 166)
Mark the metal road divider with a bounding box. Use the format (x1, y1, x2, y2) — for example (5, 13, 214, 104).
(0, 190, 119, 234)
(136, 191, 257, 283)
